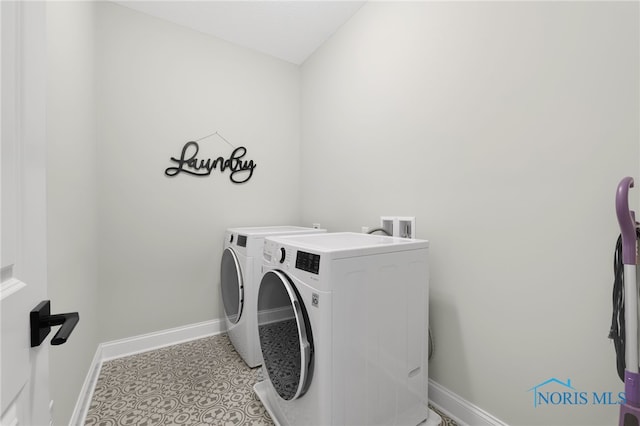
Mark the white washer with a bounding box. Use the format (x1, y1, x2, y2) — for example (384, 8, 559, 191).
(254, 232, 442, 426)
(221, 226, 326, 368)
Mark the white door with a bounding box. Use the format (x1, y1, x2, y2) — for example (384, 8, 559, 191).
(1, 2, 51, 425)
(257, 270, 313, 401)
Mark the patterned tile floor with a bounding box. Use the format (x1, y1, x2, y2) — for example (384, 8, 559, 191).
(85, 333, 456, 426)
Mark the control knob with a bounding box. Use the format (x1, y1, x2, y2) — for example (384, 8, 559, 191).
(279, 247, 286, 263)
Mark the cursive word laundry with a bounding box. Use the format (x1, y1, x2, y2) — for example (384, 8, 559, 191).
(165, 141, 256, 184)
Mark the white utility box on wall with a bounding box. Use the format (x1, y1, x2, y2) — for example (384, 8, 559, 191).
(380, 216, 416, 239)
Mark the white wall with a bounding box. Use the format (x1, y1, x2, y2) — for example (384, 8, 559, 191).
(301, 2, 639, 425)
(94, 2, 302, 341)
(46, 2, 98, 425)
(47, 3, 302, 423)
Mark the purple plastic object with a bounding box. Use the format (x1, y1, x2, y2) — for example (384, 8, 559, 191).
(621, 371, 640, 425)
(617, 177, 637, 265)
(620, 402, 640, 426)
(627, 370, 640, 406)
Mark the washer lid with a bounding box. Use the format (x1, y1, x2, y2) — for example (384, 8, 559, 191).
(257, 270, 313, 401)
(267, 232, 429, 260)
(221, 248, 244, 324)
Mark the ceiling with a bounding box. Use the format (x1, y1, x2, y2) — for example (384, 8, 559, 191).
(114, 1, 366, 65)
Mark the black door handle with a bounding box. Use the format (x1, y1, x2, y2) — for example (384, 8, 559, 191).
(30, 300, 80, 347)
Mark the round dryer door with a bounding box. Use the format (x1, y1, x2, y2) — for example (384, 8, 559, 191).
(221, 248, 243, 324)
(257, 270, 313, 401)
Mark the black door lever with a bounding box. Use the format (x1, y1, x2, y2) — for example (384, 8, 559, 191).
(30, 300, 80, 347)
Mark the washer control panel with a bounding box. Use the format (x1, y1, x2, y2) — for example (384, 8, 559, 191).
(295, 251, 320, 275)
(263, 241, 320, 275)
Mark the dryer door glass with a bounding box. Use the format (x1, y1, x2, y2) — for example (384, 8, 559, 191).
(221, 248, 243, 324)
(257, 270, 313, 401)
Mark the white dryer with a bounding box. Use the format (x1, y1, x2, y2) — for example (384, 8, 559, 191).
(254, 232, 442, 426)
(221, 226, 326, 368)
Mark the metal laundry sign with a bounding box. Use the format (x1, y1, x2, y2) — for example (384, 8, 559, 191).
(164, 132, 256, 184)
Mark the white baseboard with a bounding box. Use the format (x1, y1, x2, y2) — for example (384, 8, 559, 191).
(68, 344, 103, 426)
(428, 379, 508, 426)
(257, 306, 293, 326)
(100, 318, 225, 361)
(70, 318, 225, 425)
